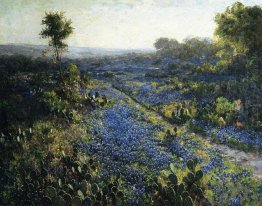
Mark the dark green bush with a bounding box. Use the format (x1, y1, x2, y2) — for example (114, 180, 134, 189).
(145, 73, 169, 78)
(103, 72, 115, 78)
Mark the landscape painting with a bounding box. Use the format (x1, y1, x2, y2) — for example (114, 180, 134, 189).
(0, 0, 262, 205)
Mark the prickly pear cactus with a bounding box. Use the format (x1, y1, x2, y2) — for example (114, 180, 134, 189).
(151, 159, 209, 206)
(11, 147, 126, 206)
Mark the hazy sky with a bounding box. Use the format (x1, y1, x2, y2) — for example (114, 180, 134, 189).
(0, 0, 261, 49)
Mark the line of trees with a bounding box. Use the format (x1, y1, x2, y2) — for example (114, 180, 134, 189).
(154, 37, 218, 61)
(154, 2, 262, 71)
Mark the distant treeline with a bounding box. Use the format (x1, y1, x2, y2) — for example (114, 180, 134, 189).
(154, 37, 218, 61)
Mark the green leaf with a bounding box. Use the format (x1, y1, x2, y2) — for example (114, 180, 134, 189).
(71, 196, 82, 206)
(187, 172, 195, 183)
(174, 195, 182, 205)
(182, 191, 189, 199)
(196, 187, 204, 198)
(186, 159, 195, 171)
(82, 196, 92, 206)
(52, 196, 65, 206)
(178, 183, 185, 195)
(58, 178, 62, 188)
(77, 166, 82, 173)
(68, 183, 74, 191)
(170, 163, 176, 174)
(195, 170, 204, 180)
(91, 183, 99, 195)
(183, 196, 193, 206)
(45, 186, 56, 198)
(168, 173, 178, 185)
(77, 189, 85, 200)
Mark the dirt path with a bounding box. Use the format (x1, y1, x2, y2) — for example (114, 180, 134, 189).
(112, 84, 262, 181)
(211, 143, 262, 180)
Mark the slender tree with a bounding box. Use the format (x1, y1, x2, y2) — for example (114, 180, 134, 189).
(40, 11, 73, 79)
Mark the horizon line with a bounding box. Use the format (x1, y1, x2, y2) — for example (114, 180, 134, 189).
(0, 43, 156, 51)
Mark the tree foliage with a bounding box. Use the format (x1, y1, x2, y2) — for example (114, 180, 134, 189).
(154, 38, 180, 57)
(154, 37, 217, 60)
(215, 2, 262, 58)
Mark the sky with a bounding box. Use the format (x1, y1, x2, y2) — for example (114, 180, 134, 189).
(0, 0, 261, 49)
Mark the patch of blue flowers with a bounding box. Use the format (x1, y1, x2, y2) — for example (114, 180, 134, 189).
(82, 103, 173, 177)
(194, 119, 262, 150)
(202, 155, 224, 173)
(136, 85, 182, 106)
(166, 140, 193, 161)
(80, 104, 176, 204)
(230, 197, 241, 206)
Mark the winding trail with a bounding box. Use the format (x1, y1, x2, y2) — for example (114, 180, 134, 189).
(112, 84, 262, 181)
(212, 143, 262, 180)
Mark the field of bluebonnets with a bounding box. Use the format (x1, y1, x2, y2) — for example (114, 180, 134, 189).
(1, 2, 262, 206)
(77, 52, 262, 205)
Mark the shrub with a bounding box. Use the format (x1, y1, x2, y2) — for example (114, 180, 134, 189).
(215, 97, 235, 116)
(68, 63, 80, 83)
(168, 63, 179, 69)
(187, 119, 206, 134)
(170, 101, 197, 124)
(228, 54, 247, 75)
(204, 113, 220, 126)
(31, 72, 51, 86)
(203, 97, 239, 126)
(103, 71, 115, 78)
(41, 90, 66, 113)
(145, 73, 169, 78)
(80, 71, 92, 84)
(179, 62, 196, 70)
(61, 64, 81, 102)
(193, 63, 217, 74)
(185, 81, 210, 98)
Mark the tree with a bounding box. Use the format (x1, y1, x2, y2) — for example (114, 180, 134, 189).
(215, 2, 262, 60)
(40, 11, 73, 78)
(154, 37, 170, 51)
(154, 37, 217, 61)
(154, 38, 180, 57)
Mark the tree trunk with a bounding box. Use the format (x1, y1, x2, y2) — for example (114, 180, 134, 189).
(55, 46, 64, 84)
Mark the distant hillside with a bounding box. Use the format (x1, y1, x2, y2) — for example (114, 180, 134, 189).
(0, 44, 154, 59)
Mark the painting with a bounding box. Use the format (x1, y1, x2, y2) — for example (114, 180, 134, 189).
(0, 1, 261, 205)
